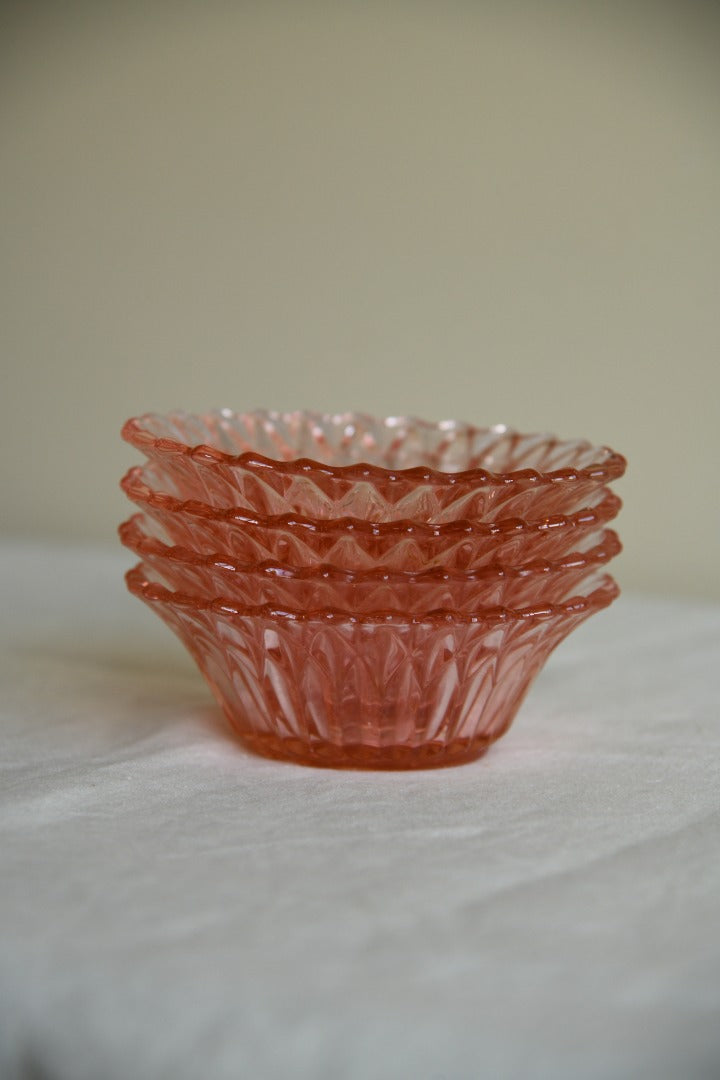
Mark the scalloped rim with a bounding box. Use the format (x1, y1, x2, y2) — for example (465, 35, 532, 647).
(122, 411, 627, 487)
(119, 514, 622, 585)
(120, 466, 623, 539)
(126, 563, 619, 624)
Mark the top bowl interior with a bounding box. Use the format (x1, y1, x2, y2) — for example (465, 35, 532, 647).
(123, 409, 625, 481)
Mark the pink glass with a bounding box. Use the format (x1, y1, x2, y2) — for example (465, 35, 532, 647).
(122, 411, 626, 523)
(126, 564, 619, 769)
(121, 465, 622, 572)
(120, 514, 621, 613)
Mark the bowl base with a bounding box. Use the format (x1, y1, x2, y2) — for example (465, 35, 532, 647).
(234, 730, 495, 770)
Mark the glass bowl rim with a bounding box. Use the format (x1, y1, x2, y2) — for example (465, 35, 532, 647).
(122, 410, 627, 487)
(120, 514, 621, 585)
(126, 563, 619, 625)
(120, 466, 622, 539)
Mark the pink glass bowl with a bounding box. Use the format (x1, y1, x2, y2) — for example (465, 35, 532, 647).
(121, 465, 622, 572)
(122, 410, 626, 523)
(120, 514, 621, 613)
(125, 564, 619, 769)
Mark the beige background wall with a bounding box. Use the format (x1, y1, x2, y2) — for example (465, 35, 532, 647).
(1, 1, 718, 598)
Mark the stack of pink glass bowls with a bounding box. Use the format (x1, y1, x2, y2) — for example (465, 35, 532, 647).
(120, 410, 625, 769)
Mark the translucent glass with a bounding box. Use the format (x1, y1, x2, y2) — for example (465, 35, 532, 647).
(125, 564, 619, 770)
(120, 514, 621, 613)
(122, 465, 622, 572)
(123, 411, 626, 523)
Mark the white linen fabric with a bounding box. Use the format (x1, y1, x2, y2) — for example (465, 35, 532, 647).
(1, 542, 719, 1080)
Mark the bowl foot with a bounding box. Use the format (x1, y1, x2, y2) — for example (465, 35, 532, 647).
(233, 731, 496, 770)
